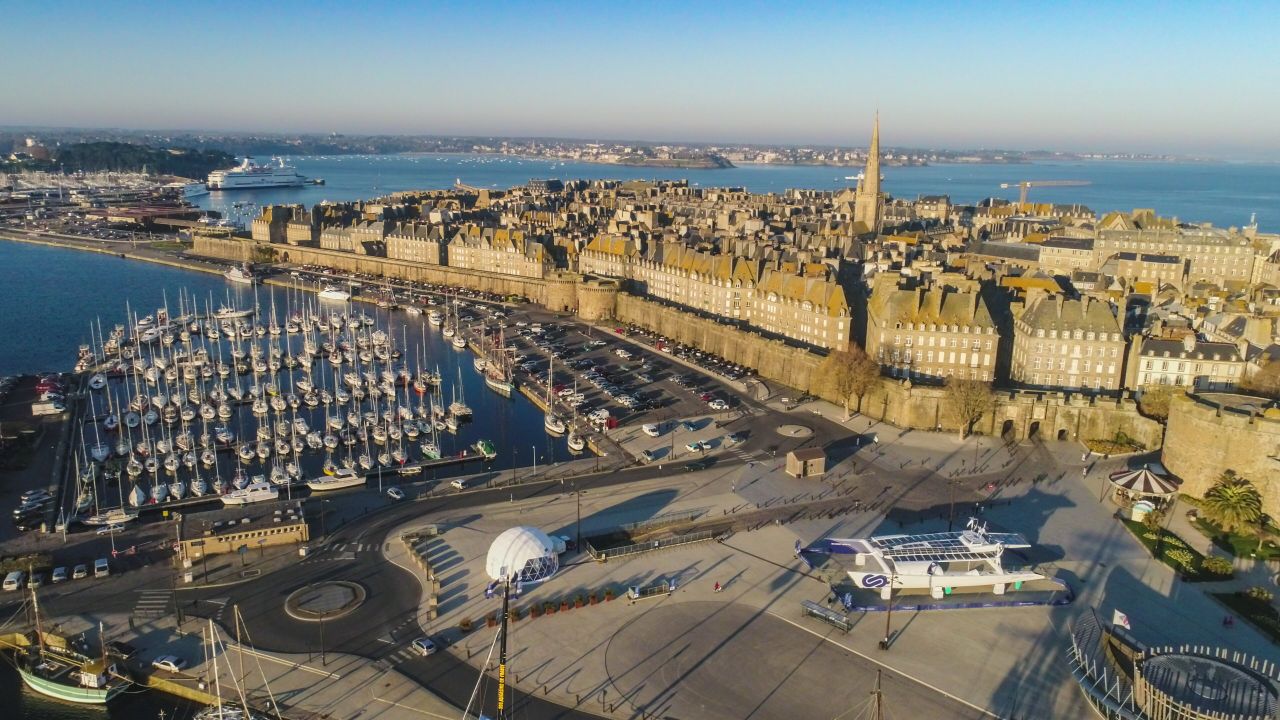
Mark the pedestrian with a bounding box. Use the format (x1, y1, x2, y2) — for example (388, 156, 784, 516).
(713, 581, 721, 593)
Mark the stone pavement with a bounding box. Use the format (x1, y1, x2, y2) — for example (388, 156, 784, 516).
(381, 411, 1280, 720)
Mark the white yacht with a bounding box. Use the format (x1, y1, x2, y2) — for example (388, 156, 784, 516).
(305, 467, 366, 492)
(221, 479, 278, 506)
(207, 158, 307, 190)
(182, 181, 210, 199)
(830, 519, 1043, 599)
(224, 264, 259, 285)
(318, 286, 351, 302)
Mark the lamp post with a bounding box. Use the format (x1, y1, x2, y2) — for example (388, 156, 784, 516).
(948, 479, 962, 532)
(879, 571, 895, 651)
(531, 445, 537, 481)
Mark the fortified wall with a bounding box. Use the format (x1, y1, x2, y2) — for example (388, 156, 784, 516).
(192, 236, 1164, 454)
(805, 371, 1163, 450)
(613, 293, 822, 392)
(1163, 393, 1280, 516)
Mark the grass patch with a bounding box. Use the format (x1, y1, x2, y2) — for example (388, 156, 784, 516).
(1190, 517, 1280, 562)
(1213, 592, 1280, 643)
(1119, 519, 1231, 582)
(1084, 436, 1145, 455)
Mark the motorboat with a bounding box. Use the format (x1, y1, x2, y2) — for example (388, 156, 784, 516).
(306, 467, 366, 492)
(221, 480, 278, 506)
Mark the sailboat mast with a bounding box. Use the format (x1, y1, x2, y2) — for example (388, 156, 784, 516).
(497, 577, 511, 719)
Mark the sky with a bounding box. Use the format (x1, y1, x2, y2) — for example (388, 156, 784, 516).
(3, 1, 1279, 160)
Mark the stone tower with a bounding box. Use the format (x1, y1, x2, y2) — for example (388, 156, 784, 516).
(853, 113, 882, 232)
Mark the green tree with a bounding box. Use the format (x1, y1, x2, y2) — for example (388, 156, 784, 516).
(1201, 471, 1262, 538)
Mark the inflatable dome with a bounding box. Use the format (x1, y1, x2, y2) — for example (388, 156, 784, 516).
(485, 526, 559, 583)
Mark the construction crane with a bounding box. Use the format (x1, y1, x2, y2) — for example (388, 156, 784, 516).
(999, 179, 1091, 205)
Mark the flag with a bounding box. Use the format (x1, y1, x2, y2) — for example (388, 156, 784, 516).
(1112, 609, 1131, 630)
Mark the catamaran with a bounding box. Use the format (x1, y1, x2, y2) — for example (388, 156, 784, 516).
(826, 519, 1044, 599)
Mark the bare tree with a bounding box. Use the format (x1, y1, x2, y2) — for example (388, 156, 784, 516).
(846, 350, 881, 417)
(817, 348, 882, 420)
(944, 378, 994, 440)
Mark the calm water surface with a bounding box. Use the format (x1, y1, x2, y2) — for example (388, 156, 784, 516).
(194, 154, 1280, 231)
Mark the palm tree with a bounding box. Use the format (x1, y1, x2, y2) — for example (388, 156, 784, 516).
(1201, 471, 1262, 537)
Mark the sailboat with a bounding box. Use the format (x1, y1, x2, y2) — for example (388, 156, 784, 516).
(483, 324, 515, 397)
(543, 355, 565, 434)
(16, 592, 132, 704)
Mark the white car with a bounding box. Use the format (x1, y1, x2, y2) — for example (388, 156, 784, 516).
(450, 479, 466, 490)
(151, 655, 186, 673)
(96, 523, 125, 535)
(708, 399, 729, 411)
(411, 637, 438, 656)
(685, 441, 703, 452)
(642, 423, 661, 437)
(386, 487, 405, 501)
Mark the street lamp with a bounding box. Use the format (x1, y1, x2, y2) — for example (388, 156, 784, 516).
(531, 444, 537, 481)
(948, 479, 963, 532)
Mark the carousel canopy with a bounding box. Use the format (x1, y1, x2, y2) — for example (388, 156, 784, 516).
(1108, 466, 1179, 496)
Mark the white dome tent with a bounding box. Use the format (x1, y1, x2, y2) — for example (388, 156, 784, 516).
(485, 526, 559, 584)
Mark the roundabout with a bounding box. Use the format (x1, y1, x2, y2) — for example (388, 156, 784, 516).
(284, 581, 367, 622)
(776, 423, 813, 438)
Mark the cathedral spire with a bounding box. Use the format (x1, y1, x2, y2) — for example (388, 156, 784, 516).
(854, 113, 883, 232)
(865, 111, 881, 197)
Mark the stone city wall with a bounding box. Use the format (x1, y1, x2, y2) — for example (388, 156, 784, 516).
(1163, 393, 1279, 516)
(192, 237, 549, 302)
(614, 293, 823, 392)
(809, 368, 1163, 449)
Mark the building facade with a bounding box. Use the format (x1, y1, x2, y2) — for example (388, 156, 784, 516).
(1011, 293, 1126, 392)
(866, 274, 999, 382)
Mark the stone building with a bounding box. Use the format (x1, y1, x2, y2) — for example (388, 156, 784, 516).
(319, 224, 353, 253)
(1037, 237, 1096, 275)
(866, 273, 999, 383)
(250, 205, 288, 245)
(1096, 226, 1256, 287)
(851, 114, 883, 232)
(386, 221, 447, 265)
(1111, 251, 1183, 291)
(1011, 293, 1126, 392)
(449, 224, 551, 279)
(1126, 335, 1244, 391)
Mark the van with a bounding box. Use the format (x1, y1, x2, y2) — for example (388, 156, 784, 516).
(93, 558, 110, 578)
(3, 571, 25, 591)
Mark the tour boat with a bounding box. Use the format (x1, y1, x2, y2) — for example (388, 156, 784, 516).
(825, 519, 1044, 600)
(221, 479, 278, 505)
(318, 286, 351, 302)
(306, 466, 366, 492)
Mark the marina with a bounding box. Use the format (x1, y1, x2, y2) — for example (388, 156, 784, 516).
(37, 262, 588, 525)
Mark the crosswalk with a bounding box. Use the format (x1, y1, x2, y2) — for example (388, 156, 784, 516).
(133, 589, 172, 618)
(300, 541, 376, 564)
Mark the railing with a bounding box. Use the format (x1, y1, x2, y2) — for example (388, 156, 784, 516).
(800, 600, 853, 633)
(620, 508, 704, 533)
(587, 529, 719, 562)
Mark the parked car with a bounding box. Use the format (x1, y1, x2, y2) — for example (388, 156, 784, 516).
(50, 566, 68, 583)
(411, 637, 438, 656)
(72, 564, 88, 580)
(685, 441, 703, 453)
(450, 479, 466, 490)
(107, 640, 138, 659)
(151, 655, 186, 673)
(96, 523, 125, 536)
(726, 432, 747, 445)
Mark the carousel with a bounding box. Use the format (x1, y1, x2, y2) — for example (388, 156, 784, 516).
(1108, 465, 1180, 521)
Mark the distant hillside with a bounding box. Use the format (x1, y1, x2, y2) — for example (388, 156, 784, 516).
(6, 142, 235, 179)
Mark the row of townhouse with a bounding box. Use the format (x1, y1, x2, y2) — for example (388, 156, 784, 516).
(579, 235, 852, 350)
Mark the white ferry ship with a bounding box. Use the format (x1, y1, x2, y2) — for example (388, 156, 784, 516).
(182, 181, 210, 199)
(830, 519, 1043, 599)
(208, 158, 307, 190)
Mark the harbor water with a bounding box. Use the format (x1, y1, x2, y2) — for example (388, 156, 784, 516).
(195, 154, 1280, 232)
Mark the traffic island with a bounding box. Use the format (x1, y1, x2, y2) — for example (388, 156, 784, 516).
(284, 581, 367, 622)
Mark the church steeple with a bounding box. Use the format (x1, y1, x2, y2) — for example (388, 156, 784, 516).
(854, 113, 883, 232)
(864, 112, 881, 198)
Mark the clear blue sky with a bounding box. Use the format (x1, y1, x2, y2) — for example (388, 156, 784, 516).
(4, 1, 1279, 159)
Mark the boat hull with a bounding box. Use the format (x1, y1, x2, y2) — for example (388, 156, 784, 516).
(484, 376, 514, 397)
(18, 666, 126, 704)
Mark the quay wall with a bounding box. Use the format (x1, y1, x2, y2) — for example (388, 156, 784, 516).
(1162, 393, 1280, 516)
